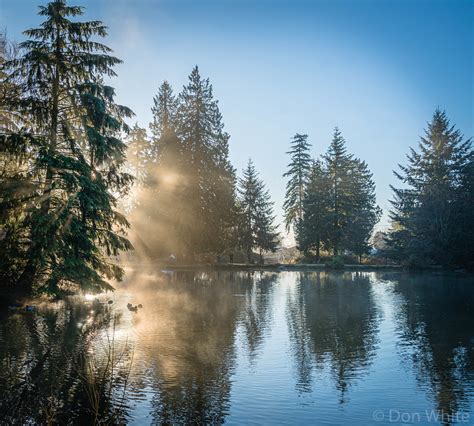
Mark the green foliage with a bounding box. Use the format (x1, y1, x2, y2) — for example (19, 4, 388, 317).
(387, 109, 473, 267)
(325, 256, 345, 270)
(0, 0, 133, 297)
(133, 68, 238, 259)
(150, 80, 177, 158)
(298, 128, 380, 261)
(238, 159, 279, 262)
(283, 133, 312, 231)
(297, 159, 330, 260)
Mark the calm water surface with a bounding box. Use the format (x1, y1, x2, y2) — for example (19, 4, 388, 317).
(1, 271, 473, 425)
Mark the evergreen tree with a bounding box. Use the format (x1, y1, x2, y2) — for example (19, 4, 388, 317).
(238, 160, 279, 263)
(344, 159, 381, 263)
(283, 133, 312, 231)
(298, 160, 330, 261)
(388, 109, 473, 267)
(149, 80, 177, 162)
(0, 30, 31, 285)
(122, 123, 149, 212)
(0, 0, 133, 297)
(0, 30, 21, 133)
(127, 123, 149, 183)
(298, 129, 380, 260)
(126, 81, 185, 258)
(323, 128, 355, 255)
(175, 66, 236, 256)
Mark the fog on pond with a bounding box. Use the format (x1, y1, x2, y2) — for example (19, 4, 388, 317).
(0, 271, 473, 424)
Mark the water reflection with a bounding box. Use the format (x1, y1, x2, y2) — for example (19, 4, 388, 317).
(238, 272, 277, 362)
(120, 270, 278, 423)
(387, 272, 474, 419)
(0, 271, 473, 424)
(286, 272, 380, 402)
(0, 299, 130, 423)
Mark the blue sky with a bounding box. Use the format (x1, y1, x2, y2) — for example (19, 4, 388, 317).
(2, 0, 473, 240)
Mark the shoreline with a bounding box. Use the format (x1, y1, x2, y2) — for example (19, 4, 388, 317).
(153, 263, 404, 272)
(135, 263, 472, 273)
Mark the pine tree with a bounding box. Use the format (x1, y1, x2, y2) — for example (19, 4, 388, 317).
(127, 81, 184, 258)
(1, 0, 133, 296)
(175, 66, 236, 256)
(283, 133, 312, 231)
(344, 159, 381, 263)
(323, 128, 355, 255)
(149, 80, 177, 161)
(388, 109, 473, 266)
(238, 159, 278, 263)
(0, 30, 21, 133)
(122, 123, 149, 212)
(298, 160, 331, 261)
(298, 128, 381, 260)
(254, 188, 279, 263)
(127, 124, 149, 183)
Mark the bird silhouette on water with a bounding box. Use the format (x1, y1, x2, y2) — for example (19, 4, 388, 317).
(127, 303, 143, 313)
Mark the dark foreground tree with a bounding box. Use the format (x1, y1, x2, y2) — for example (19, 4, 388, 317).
(388, 109, 473, 267)
(283, 133, 311, 232)
(238, 159, 279, 263)
(0, 0, 133, 297)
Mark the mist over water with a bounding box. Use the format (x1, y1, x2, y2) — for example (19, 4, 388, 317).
(1, 271, 473, 424)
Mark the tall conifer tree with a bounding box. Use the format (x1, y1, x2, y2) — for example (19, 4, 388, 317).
(388, 109, 473, 266)
(175, 66, 236, 256)
(0, 0, 133, 296)
(238, 160, 278, 263)
(298, 160, 330, 261)
(149, 80, 178, 162)
(344, 159, 381, 262)
(323, 128, 354, 255)
(283, 133, 312, 232)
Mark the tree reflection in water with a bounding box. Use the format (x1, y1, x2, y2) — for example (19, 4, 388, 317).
(0, 299, 132, 424)
(1, 271, 473, 424)
(286, 271, 380, 402)
(386, 272, 474, 420)
(120, 270, 278, 424)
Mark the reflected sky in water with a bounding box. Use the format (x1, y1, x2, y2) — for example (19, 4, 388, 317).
(1, 271, 473, 424)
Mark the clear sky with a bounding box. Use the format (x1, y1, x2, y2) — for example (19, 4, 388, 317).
(2, 0, 473, 241)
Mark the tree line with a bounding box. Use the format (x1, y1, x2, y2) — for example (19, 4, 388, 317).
(0, 0, 472, 300)
(283, 130, 381, 263)
(283, 109, 473, 268)
(124, 68, 278, 264)
(0, 0, 278, 298)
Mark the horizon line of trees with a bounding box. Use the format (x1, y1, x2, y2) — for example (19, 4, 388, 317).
(124, 66, 279, 264)
(283, 109, 473, 268)
(0, 0, 280, 300)
(283, 130, 382, 263)
(0, 0, 472, 300)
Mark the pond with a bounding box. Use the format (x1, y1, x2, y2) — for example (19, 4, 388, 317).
(0, 270, 473, 424)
